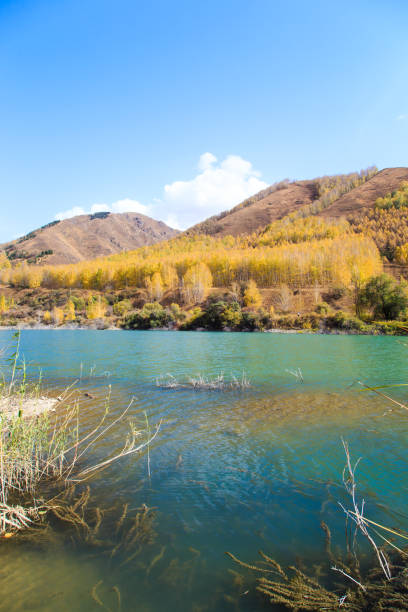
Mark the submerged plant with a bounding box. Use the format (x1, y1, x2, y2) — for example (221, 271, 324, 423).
(227, 440, 408, 610)
(0, 398, 160, 534)
(0, 335, 161, 535)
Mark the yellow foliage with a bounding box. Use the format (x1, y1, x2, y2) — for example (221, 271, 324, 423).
(86, 296, 106, 320)
(0, 252, 10, 269)
(43, 310, 52, 324)
(145, 271, 164, 301)
(52, 307, 64, 325)
(0, 295, 13, 313)
(6, 230, 382, 294)
(64, 299, 76, 322)
(183, 262, 212, 303)
(395, 243, 408, 264)
(257, 216, 349, 247)
(0, 295, 7, 314)
(243, 280, 262, 308)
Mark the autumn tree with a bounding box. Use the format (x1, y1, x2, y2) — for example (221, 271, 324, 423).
(277, 285, 292, 313)
(43, 311, 52, 324)
(64, 299, 76, 322)
(0, 252, 10, 270)
(0, 295, 7, 314)
(243, 279, 262, 308)
(86, 296, 106, 320)
(183, 263, 212, 303)
(145, 271, 164, 302)
(52, 307, 64, 325)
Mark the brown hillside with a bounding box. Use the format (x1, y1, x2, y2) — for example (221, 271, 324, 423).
(187, 180, 319, 237)
(188, 167, 408, 238)
(1, 212, 179, 265)
(319, 167, 408, 219)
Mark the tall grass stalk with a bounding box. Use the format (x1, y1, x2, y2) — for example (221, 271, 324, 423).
(0, 334, 160, 533)
(0, 396, 160, 533)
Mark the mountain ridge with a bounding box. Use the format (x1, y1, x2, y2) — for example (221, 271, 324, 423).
(187, 166, 408, 238)
(1, 211, 179, 265)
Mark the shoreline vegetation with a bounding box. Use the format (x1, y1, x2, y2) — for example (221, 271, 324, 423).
(0, 298, 408, 336)
(0, 332, 160, 537)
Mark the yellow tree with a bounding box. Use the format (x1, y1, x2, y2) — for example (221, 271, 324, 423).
(52, 307, 64, 325)
(0, 295, 7, 313)
(243, 279, 262, 308)
(43, 311, 52, 324)
(0, 252, 10, 270)
(145, 272, 164, 301)
(86, 296, 106, 320)
(183, 263, 212, 304)
(64, 299, 76, 322)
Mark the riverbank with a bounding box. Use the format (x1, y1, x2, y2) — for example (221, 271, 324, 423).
(0, 395, 58, 419)
(1, 281, 408, 335)
(0, 321, 407, 335)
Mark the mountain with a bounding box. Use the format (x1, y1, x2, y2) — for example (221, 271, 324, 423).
(1, 212, 179, 265)
(318, 167, 408, 219)
(187, 167, 408, 237)
(187, 179, 319, 237)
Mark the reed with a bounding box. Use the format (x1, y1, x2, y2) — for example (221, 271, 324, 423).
(156, 371, 251, 390)
(0, 333, 161, 535)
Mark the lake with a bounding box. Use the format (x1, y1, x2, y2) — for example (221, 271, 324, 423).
(0, 330, 407, 611)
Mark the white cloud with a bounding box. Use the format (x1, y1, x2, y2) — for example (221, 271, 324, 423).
(55, 199, 150, 221)
(55, 206, 87, 220)
(54, 153, 268, 231)
(197, 152, 218, 171)
(397, 114, 408, 121)
(158, 153, 268, 229)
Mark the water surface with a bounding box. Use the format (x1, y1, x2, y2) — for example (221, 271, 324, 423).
(0, 330, 407, 611)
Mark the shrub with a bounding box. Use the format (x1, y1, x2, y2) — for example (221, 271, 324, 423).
(359, 274, 408, 320)
(325, 311, 367, 331)
(240, 311, 262, 331)
(181, 301, 243, 330)
(70, 295, 85, 311)
(315, 302, 330, 315)
(113, 299, 132, 316)
(168, 302, 185, 322)
(122, 302, 173, 329)
(180, 307, 203, 330)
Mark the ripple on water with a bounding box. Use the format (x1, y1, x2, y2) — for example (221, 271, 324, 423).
(0, 330, 407, 611)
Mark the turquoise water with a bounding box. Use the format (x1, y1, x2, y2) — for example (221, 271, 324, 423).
(0, 330, 408, 611)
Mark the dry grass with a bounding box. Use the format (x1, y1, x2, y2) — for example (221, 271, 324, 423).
(0, 332, 161, 535)
(156, 371, 251, 390)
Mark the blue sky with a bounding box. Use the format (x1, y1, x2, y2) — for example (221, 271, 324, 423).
(0, 0, 407, 241)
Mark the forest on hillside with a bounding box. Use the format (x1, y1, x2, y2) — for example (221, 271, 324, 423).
(2, 172, 408, 332)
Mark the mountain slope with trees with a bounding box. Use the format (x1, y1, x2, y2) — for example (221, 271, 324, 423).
(2, 166, 408, 332)
(1, 212, 179, 265)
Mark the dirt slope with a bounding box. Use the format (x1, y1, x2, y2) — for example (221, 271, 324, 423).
(1, 212, 179, 265)
(319, 167, 408, 219)
(188, 167, 408, 237)
(188, 180, 319, 237)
